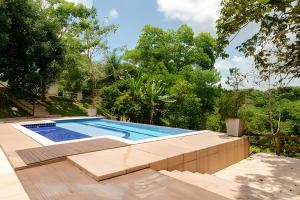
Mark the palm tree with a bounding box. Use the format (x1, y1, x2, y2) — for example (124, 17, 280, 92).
(142, 80, 171, 124)
(104, 49, 125, 82)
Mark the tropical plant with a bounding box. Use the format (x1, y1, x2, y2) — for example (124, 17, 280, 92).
(142, 80, 171, 124)
(219, 91, 245, 119)
(226, 67, 246, 90)
(103, 48, 126, 83)
(219, 67, 245, 119)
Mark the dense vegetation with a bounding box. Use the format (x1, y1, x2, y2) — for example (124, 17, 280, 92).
(98, 25, 220, 130)
(0, 0, 65, 99)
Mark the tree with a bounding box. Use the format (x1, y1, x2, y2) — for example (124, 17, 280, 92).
(113, 73, 144, 122)
(217, 0, 300, 80)
(0, 0, 65, 99)
(58, 56, 89, 92)
(99, 25, 220, 128)
(163, 80, 203, 129)
(42, 0, 95, 94)
(79, 8, 117, 108)
(219, 67, 245, 122)
(226, 67, 246, 91)
(142, 80, 171, 124)
(103, 48, 127, 83)
(125, 24, 217, 73)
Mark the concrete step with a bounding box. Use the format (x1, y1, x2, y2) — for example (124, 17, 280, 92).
(159, 170, 275, 200)
(16, 99, 50, 116)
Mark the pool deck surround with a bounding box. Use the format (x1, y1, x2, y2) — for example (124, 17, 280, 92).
(0, 117, 251, 199)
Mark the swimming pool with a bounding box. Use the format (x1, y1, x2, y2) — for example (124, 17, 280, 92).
(21, 118, 194, 143)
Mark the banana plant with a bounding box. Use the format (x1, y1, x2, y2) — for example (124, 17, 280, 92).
(142, 80, 173, 124)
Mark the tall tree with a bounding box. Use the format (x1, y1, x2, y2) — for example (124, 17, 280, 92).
(125, 24, 217, 73)
(42, 0, 95, 93)
(217, 0, 300, 80)
(0, 0, 65, 99)
(79, 8, 117, 108)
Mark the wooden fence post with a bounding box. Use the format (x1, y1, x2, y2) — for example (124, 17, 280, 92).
(275, 132, 282, 156)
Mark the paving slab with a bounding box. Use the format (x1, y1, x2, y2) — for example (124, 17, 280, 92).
(68, 146, 166, 181)
(0, 149, 30, 200)
(68, 132, 246, 181)
(214, 153, 300, 200)
(0, 123, 41, 169)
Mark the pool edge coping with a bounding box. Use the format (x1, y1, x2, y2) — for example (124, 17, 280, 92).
(12, 117, 210, 146)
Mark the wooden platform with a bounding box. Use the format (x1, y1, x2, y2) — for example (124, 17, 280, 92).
(17, 161, 230, 200)
(16, 138, 128, 167)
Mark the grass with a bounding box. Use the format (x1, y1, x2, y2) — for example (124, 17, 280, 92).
(45, 96, 89, 116)
(0, 92, 28, 118)
(44, 96, 114, 117)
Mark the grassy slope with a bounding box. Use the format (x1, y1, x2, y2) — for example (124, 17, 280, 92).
(44, 96, 113, 117)
(45, 96, 88, 116)
(0, 92, 28, 118)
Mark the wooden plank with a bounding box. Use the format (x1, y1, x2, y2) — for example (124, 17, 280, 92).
(17, 161, 230, 200)
(16, 138, 128, 166)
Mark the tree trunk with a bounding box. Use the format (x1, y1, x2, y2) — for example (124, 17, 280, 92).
(149, 102, 154, 124)
(90, 59, 96, 108)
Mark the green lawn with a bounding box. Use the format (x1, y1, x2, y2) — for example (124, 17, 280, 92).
(44, 96, 89, 116)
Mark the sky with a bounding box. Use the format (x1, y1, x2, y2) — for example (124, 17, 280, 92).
(66, 0, 299, 89)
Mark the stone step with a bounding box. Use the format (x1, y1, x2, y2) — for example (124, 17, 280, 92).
(17, 99, 50, 116)
(159, 170, 275, 200)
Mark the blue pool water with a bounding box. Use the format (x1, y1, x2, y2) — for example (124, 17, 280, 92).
(23, 118, 194, 142)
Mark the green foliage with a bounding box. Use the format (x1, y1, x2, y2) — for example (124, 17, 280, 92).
(142, 80, 171, 124)
(226, 67, 246, 90)
(205, 110, 222, 132)
(219, 91, 245, 119)
(125, 24, 217, 73)
(240, 87, 300, 135)
(58, 56, 89, 92)
(98, 25, 220, 129)
(219, 67, 246, 119)
(163, 80, 203, 129)
(217, 0, 300, 79)
(79, 10, 118, 107)
(0, 0, 65, 99)
(45, 96, 88, 116)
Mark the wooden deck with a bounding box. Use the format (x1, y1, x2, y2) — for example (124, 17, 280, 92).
(16, 138, 128, 167)
(17, 161, 230, 200)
